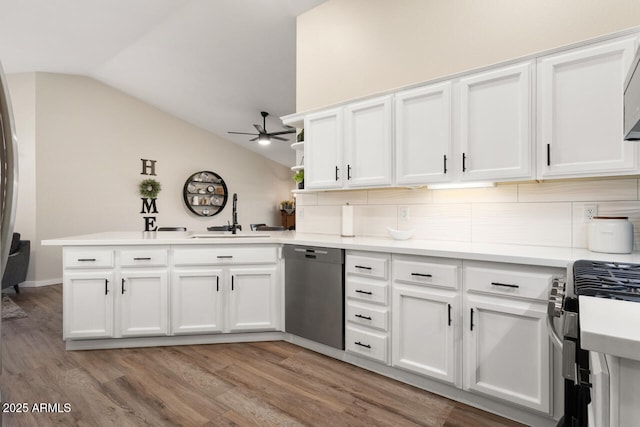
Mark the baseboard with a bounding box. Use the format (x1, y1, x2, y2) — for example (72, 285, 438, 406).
(20, 278, 61, 288)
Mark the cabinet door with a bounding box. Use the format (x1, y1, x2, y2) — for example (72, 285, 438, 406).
(171, 268, 224, 335)
(227, 267, 279, 332)
(392, 285, 459, 386)
(395, 83, 453, 185)
(345, 95, 393, 187)
(63, 270, 115, 339)
(458, 62, 533, 182)
(463, 294, 551, 414)
(119, 269, 169, 337)
(538, 37, 638, 178)
(304, 108, 343, 189)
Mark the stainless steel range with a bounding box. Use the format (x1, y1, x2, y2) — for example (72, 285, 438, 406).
(548, 260, 640, 427)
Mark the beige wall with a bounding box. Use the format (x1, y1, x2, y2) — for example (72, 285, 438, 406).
(8, 73, 292, 284)
(297, 0, 640, 111)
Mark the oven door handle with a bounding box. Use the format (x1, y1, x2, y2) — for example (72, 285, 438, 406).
(547, 313, 563, 350)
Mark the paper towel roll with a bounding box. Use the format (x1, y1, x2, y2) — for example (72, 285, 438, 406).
(341, 204, 355, 237)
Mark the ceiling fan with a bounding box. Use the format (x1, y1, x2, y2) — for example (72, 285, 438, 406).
(228, 111, 295, 145)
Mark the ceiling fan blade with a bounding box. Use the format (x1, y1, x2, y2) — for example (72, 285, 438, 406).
(249, 137, 259, 141)
(272, 136, 289, 141)
(253, 124, 266, 133)
(228, 131, 258, 136)
(268, 129, 296, 136)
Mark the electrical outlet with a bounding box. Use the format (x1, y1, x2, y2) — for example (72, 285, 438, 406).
(298, 207, 304, 220)
(584, 204, 598, 222)
(399, 206, 409, 222)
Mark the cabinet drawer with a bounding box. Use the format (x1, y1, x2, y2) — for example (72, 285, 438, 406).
(464, 263, 558, 301)
(120, 248, 168, 267)
(64, 248, 114, 268)
(172, 246, 277, 266)
(393, 256, 460, 290)
(346, 301, 389, 332)
(346, 277, 389, 305)
(346, 252, 389, 280)
(346, 326, 389, 364)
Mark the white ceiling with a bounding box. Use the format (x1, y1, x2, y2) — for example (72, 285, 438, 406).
(0, 0, 326, 166)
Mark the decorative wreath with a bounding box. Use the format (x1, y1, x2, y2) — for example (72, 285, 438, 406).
(139, 179, 162, 199)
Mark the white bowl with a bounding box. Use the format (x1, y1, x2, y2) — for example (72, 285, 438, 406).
(387, 227, 414, 240)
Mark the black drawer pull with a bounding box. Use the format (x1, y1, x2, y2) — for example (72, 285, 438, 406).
(133, 257, 152, 261)
(411, 273, 432, 278)
(447, 304, 452, 326)
(217, 255, 233, 259)
(355, 341, 371, 349)
(355, 314, 372, 321)
(354, 265, 372, 270)
(470, 308, 474, 331)
(335, 165, 340, 181)
(77, 258, 96, 262)
(121, 278, 126, 294)
(105, 279, 109, 295)
(491, 281, 519, 289)
(355, 290, 372, 295)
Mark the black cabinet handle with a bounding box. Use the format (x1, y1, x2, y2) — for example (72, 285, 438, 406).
(491, 281, 519, 289)
(354, 265, 372, 270)
(217, 255, 233, 259)
(462, 152, 467, 172)
(231, 276, 234, 291)
(443, 154, 448, 174)
(216, 276, 219, 292)
(133, 257, 151, 261)
(355, 314, 372, 321)
(77, 258, 96, 262)
(411, 273, 432, 278)
(335, 166, 340, 181)
(355, 290, 372, 295)
(470, 308, 474, 331)
(105, 279, 109, 295)
(448, 304, 452, 326)
(347, 164, 352, 180)
(547, 143, 551, 166)
(121, 278, 126, 294)
(355, 341, 371, 349)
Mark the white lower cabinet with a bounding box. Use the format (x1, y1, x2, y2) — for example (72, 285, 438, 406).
(64, 269, 115, 339)
(171, 246, 280, 335)
(63, 247, 170, 340)
(227, 266, 279, 332)
(391, 255, 461, 387)
(345, 251, 390, 364)
(119, 268, 169, 337)
(462, 261, 562, 414)
(170, 268, 224, 335)
(63, 245, 281, 342)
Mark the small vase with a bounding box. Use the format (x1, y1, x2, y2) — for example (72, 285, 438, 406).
(297, 180, 304, 190)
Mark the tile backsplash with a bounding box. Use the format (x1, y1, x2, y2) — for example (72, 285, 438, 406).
(295, 178, 640, 249)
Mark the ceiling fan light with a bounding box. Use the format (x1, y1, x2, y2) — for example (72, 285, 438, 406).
(258, 134, 271, 145)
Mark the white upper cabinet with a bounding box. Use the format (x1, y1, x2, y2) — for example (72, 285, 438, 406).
(457, 62, 534, 182)
(395, 83, 453, 185)
(304, 108, 344, 190)
(303, 96, 393, 190)
(538, 36, 638, 179)
(344, 95, 394, 187)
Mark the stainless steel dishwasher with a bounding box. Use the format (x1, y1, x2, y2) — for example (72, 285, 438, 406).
(284, 245, 345, 349)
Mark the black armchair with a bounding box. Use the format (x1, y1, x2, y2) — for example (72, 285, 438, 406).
(2, 233, 30, 293)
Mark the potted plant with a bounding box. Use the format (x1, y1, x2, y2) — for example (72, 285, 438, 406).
(293, 169, 304, 190)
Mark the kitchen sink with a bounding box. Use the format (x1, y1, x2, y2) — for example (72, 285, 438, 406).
(188, 233, 270, 239)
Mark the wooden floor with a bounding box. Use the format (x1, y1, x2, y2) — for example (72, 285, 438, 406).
(1, 285, 524, 427)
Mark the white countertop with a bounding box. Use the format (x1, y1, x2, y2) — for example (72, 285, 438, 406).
(42, 230, 640, 268)
(580, 296, 640, 362)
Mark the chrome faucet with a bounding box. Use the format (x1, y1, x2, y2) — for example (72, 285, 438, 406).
(230, 193, 241, 234)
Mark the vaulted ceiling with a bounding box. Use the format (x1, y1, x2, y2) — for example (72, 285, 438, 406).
(0, 0, 326, 166)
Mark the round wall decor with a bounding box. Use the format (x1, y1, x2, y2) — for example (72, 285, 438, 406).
(183, 171, 228, 216)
